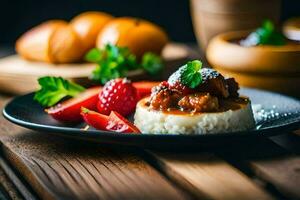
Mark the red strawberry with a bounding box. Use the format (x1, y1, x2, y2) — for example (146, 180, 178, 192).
(106, 111, 141, 133)
(47, 87, 101, 123)
(81, 107, 109, 130)
(97, 78, 138, 116)
(81, 108, 140, 133)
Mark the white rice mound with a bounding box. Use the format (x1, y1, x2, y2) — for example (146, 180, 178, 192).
(134, 98, 256, 135)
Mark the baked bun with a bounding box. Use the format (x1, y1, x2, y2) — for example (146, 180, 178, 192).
(48, 24, 84, 63)
(96, 17, 168, 58)
(70, 11, 113, 52)
(16, 20, 85, 63)
(16, 20, 67, 63)
(16, 12, 113, 64)
(16, 14, 168, 63)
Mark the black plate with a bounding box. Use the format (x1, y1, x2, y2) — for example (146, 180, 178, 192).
(2, 88, 300, 148)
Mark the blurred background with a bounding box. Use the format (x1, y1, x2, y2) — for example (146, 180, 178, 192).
(0, 0, 300, 46)
(0, 0, 300, 97)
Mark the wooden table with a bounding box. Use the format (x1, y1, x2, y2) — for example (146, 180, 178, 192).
(0, 46, 300, 200)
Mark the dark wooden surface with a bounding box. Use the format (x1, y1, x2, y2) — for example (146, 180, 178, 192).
(0, 47, 300, 200)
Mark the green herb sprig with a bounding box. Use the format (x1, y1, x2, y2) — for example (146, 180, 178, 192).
(240, 20, 286, 47)
(168, 60, 203, 89)
(85, 44, 163, 84)
(34, 76, 85, 107)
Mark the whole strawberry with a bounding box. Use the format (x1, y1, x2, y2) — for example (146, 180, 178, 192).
(97, 78, 138, 116)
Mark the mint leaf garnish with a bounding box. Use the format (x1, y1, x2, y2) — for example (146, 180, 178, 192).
(181, 60, 203, 88)
(168, 60, 203, 89)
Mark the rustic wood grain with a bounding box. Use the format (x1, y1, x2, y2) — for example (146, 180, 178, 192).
(0, 94, 190, 200)
(0, 185, 10, 200)
(0, 133, 188, 200)
(148, 151, 274, 200)
(215, 137, 300, 200)
(0, 155, 36, 200)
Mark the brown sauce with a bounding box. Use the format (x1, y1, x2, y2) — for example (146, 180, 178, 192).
(142, 97, 250, 116)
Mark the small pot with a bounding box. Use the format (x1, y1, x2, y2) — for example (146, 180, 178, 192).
(190, 0, 281, 49)
(206, 31, 300, 97)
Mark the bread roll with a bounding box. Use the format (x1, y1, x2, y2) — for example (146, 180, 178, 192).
(70, 11, 114, 52)
(16, 12, 113, 64)
(16, 20, 84, 63)
(96, 17, 168, 58)
(16, 14, 168, 63)
(16, 20, 67, 62)
(48, 24, 84, 63)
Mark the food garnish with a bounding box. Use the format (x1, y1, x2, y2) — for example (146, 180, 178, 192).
(46, 87, 101, 123)
(81, 108, 140, 133)
(34, 76, 156, 109)
(106, 111, 141, 133)
(240, 20, 286, 47)
(167, 60, 203, 96)
(97, 78, 138, 116)
(85, 44, 163, 84)
(81, 107, 109, 130)
(34, 76, 85, 107)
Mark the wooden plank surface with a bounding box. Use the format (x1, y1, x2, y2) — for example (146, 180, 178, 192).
(0, 96, 188, 200)
(0, 132, 188, 200)
(215, 137, 300, 200)
(148, 152, 274, 200)
(0, 155, 36, 200)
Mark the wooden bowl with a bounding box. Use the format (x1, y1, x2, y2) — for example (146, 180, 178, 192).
(190, 0, 280, 49)
(206, 31, 300, 98)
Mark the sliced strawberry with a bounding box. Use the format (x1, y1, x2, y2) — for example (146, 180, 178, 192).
(106, 111, 141, 133)
(81, 108, 140, 133)
(132, 81, 160, 98)
(47, 87, 101, 123)
(80, 107, 108, 130)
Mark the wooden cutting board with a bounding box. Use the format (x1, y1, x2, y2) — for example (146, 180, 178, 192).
(0, 43, 190, 94)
